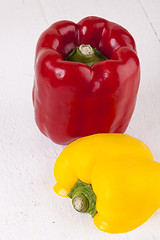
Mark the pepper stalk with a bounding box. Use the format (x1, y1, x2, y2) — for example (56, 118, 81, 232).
(65, 44, 107, 67)
(68, 179, 97, 217)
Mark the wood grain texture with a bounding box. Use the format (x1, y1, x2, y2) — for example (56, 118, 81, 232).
(138, 0, 160, 41)
(0, 0, 160, 239)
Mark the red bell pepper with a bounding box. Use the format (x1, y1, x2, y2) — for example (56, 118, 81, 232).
(33, 16, 140, 145)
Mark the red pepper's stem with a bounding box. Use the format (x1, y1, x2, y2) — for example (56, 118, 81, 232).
(78, 44, 94, 57)
(65, 44, 107, 67)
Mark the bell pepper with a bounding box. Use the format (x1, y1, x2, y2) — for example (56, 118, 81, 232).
(33, 16, 140, 145)
(53, 134, 160, 233)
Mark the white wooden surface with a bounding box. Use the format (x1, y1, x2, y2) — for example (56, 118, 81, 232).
(0, 0, 160, 239)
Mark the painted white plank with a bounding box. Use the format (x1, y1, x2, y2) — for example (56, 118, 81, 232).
(138, 0, 160, 41)
(0, 1, 62, 240)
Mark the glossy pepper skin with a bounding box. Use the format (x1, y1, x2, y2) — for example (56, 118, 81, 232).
(33, 16, 140, 145)
(53, 134, 160, 234)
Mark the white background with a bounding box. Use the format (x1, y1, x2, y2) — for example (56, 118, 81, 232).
(0, 0, 160, 239)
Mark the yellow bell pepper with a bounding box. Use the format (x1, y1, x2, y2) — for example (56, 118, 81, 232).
(53, 134, 160, 233)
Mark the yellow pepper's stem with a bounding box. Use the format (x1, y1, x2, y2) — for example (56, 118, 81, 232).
(68, 179, 97, 217)
(72, 193, 89, 212)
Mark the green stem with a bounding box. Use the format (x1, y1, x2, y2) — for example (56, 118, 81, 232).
(72, 193, 89, 212)
(65, 44, 107, 67)
(68, 179, 97, 217)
